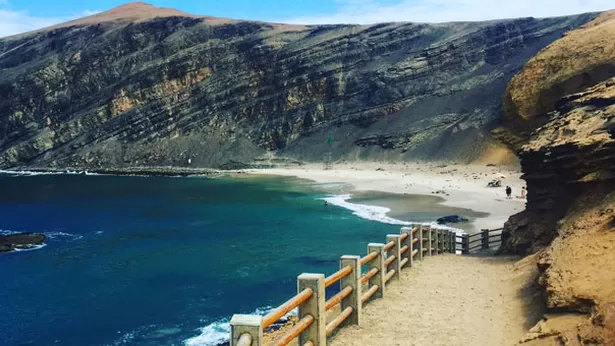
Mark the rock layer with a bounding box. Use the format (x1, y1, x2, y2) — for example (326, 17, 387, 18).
(499, 11, 615, 345)
(0, 2, 596, 169)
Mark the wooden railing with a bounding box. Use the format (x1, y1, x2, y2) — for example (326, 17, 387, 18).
(458, 228, 503, 254)
(229, 224, 460, 346)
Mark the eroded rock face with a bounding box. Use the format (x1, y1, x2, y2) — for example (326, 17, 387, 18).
(0, 3, 596, 169)
(499, 12, 615, 344)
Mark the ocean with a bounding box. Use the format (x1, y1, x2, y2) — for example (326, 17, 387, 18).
(0, 172, 463, 346)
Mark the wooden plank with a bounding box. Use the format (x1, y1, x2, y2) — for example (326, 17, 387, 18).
(360, 251, 378, 265)
(360, 267, 379, 284)
(270, 315, 314, 346)
(325, 307, 354, 336)
(325, 286, 353, 311)
(361, 285, 379, 304)
(324, 266, 352, 288)
(263, 288, 313, 329)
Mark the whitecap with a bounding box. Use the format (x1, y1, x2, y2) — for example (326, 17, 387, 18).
(45, 231, 83, 241)
(322, 194, 413, 226)
(13, 243, 47, 252)
(183, 306, 292, 346)
(322, 194, 466, 237)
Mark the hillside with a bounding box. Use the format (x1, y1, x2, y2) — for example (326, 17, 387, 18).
(0, 2, 597, 169)
(499, 11, 615, 345)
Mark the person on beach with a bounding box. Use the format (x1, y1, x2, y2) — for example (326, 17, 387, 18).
(506, 186, 512, 199)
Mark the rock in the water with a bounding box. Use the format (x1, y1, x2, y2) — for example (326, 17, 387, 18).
(0, 233, 46, 253)
(436, 215, 469, 224)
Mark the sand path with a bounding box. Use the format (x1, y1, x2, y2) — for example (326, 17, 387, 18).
(329, 254, 538, 346)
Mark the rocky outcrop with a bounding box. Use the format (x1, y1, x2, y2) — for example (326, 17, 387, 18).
(0, 233, 46, 252)
(498, 11, 615, 345)
(0, 2, 597, 169)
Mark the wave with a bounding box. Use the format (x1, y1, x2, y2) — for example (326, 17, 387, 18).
(322, 194, 466, 235)
(45, 231, 84, 241)
(183, 306, 295, 346)
(13, 243, 48, 252)
(0, 169, 100, 176)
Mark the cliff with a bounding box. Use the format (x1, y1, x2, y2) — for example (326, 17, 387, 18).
(0, 2, 597, 169)
(499, 11, 615, 345)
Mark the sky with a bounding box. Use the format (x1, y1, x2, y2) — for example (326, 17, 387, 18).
(1, 0, 614, 38)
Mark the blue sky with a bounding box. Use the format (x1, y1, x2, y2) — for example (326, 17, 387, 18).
(1, 0, 614, 37)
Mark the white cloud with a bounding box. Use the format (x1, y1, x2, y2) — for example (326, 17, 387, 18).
(284, 0, 615, 24)
(0, 4, 100, 38)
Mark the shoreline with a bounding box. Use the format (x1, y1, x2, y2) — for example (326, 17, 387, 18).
(2, 161, 527, 230)
(245, 162, 527, 231)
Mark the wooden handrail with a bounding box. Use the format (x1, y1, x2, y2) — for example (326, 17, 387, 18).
(361, 267, 379, 284)
(412, 238, 419, 245)
(400, 257, 409, 267)
(324, 266, 353, 288)
(237, 333, 253, 346)
(262, 288, 313, 329)
(325, 286, 353, 311)
(361, 285, 379, 303)
(412, 227, 418, 233)
(383, 240, 395, 251)
(384, 269, 396, 283)
(270, 315, 314, 346)
(400, 245, 409, 254)
(412, 249, 419, 257)
(384, 255, 396, 267)
(400, 233, 409, 241)
(360, 251, 378, 265)
(325, 307, 354, 336)
(469, 238, 483, 245)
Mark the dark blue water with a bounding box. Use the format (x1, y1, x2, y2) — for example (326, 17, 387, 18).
(0, 174, 398, 346)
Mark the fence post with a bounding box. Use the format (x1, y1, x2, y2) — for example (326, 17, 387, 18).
(367, 243, 386, 299)
(386, 234, 401, 281)
(462, 234, 470, 254)
(400, 227, 412, 267)
(450, 231, 455, 253)
(426, 225, 433, 256)
(442, 230, 447, 253)
(230, 314, 263, 346)
(298, 273, 326, 346)
(340, 255, 361, 326)
(481, 229, 490, 250)
(417, 225, 424, 260)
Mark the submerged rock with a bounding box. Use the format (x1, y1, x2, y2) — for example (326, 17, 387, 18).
(0, 233, 46, 253)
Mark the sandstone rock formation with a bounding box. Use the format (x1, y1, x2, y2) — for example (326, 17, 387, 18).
(0, 2, 596, 170)
(499, 11, 615, 345)
(0, 233, 46, 252)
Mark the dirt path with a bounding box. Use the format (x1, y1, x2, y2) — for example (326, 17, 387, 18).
(329, 254, 540, 346)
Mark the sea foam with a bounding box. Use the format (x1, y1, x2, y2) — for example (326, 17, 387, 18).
(183, 306, 295, 346)
(322, 194, 466, 238)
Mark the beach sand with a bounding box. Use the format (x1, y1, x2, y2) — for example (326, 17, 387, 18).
(247, 162, 526, 232)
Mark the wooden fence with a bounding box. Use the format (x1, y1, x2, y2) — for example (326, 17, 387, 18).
(230, 225, 503, 346)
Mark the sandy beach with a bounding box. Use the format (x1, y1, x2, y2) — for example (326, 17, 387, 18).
(247, 162, 526, 232)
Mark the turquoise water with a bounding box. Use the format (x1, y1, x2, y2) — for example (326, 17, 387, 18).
(0, 174, 400, 346)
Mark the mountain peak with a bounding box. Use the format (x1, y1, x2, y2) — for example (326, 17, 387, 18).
(75, 1, 200, 24)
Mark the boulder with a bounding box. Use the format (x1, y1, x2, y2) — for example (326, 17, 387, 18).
(436, 215, 469, 224)
(0, 233, 46, 253)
